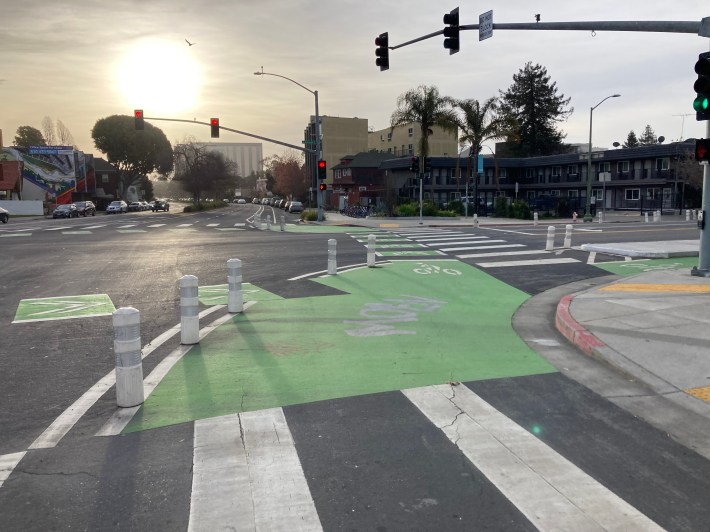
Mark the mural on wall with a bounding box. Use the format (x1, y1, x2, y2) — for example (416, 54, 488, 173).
(0, 146, 92, 204)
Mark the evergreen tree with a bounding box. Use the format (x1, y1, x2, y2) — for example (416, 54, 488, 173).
(638, 124, 657, 145)
(499, 62, 573, 156)
(623, 130, 639, 148)
(13, 126, 45, 148)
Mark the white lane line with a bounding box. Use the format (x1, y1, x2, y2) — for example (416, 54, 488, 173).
(439, 243, 524, 252)
(476, 257, 580, 268)
(457, 250, 546, 259)
(403, 385, 663, 532)
(28, 305, 225, 450)
(147, 224, 166, 228)
(206, 223, 220, 227)
(176, 223, 193, 227)
(481, 227, 538, 236)
(0, 452, 26, 488)
(234, 223, 246, 227)
(45, 226, 71, 231)
(118, 224, 137, 228)
(189, 409, 322, 532)
(96, 302, 256, 436)
(587, 251, 597, 264)
(83, 225, 107, 229)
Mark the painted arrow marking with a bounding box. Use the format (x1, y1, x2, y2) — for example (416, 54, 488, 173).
(26, 300, 106, 317)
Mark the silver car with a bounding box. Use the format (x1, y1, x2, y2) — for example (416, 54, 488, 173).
(106, 200, 128, 214)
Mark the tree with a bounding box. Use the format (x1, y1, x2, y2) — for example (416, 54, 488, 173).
(390, 85, 459, 195)
(92, 114, 173, 198)
(638, 124, 657, 145)
(14, 126, 45, 148)
(623, 130, 639, 148)
(499, 62, 573, 156)
(41, 117, 56, 146)
(173, 140, 238, 203)
(56, 120, 75, 147)
(270, 153, 308, 200)
(456, 97, 512, 192)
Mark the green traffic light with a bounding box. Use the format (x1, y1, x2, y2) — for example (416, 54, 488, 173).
(694, 96, 709, 112)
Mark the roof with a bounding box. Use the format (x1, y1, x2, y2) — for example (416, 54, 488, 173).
(93, 157, 119, 172)
(331, 151, 396, 170)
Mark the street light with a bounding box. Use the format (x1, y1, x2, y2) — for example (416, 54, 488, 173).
(584, 94, 620, 222)
(254, 67, 323, 221)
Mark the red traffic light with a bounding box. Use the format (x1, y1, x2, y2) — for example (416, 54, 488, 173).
(317, 159, 327, 180)
(696, 138, 710, 161)
(134, 109, 144, 130)
(319, 183, 327, 191)
(210, 117, 220, 138)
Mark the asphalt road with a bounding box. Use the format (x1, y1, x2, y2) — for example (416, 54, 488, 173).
(1, 207, 707, 531)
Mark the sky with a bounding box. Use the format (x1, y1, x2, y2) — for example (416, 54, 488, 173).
(2, 0, 709, 163)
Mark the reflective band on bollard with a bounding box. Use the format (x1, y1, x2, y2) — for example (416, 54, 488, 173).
(179, 275, 200, 345)
(227, 258, 243, 313)
(113, 307, 144, 408)
(545, 225, 555, 251)
(327, 239, 337, 275)
(367, 234, 376, 267)
(563, 224, 573, 248)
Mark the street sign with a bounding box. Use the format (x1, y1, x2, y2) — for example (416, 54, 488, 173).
(479, 10, 493, 41)
(302, 140, 317, 145)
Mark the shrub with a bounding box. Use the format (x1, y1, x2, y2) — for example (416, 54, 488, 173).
(494, 196, 509, 217)
(395, 203, 418, 217)
(448, 200, 465, 215)
(182, 201, 227, 213)
(300, 209, 320, 221)
(509, 200, 531, 219)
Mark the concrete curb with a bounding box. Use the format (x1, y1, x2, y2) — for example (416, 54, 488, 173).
(554, 295, 605, 356)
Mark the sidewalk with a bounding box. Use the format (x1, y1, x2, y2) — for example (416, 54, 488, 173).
(556, 266, 710, 417)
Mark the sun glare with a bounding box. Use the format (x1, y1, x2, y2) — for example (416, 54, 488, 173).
(115, 40, 201, 115)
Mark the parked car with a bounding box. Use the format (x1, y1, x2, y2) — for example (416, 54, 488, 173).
(0, 206, 9, 223)
(127, 201, 143, 212)
(236, 198, 247, 204)
(53, 203, 79, 218)
(151, 199, 170, 212)
(106, 200, 128, 214)
(140, 201, 152, 211)
(252, 198, 259, 204)
(288, 201, 304, 213)
(74, 200, 96, 216)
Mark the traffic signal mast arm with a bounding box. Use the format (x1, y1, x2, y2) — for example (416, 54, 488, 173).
(389, 18, 710, 50)
(136, 116, 314, 154)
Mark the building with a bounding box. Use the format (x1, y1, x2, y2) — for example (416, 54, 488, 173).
(367, 123, 458, 158)
(197, 142, 263, 177)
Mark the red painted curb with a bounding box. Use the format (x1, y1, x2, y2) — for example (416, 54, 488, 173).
(555, 295, 606, 356)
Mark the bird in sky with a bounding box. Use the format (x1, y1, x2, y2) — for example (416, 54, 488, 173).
(534, 14, 541, 22)
(185, 39, 196, 46)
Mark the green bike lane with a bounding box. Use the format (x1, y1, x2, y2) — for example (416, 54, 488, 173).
(124, 258, 556, 433)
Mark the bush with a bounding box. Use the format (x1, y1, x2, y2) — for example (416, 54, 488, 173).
(509, 200, 531, 219)
(395, 203, 418, 217)
(494, 196, 509, 217)
(182, 201, 228, 213)
(300, 209, 320, 221)
(448, 200, 465, 215)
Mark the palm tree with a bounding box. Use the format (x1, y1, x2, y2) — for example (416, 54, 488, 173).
(456, 97, 510, 188)
(390, 85, 458, 197)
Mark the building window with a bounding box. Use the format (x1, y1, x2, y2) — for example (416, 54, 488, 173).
(550, 190, 560, 197)
(387, 148, 392, 153)
(526, 168, 535, 178)
(599, 162, 610, 173)
(656, 158, 669, 170)
(625, 189, 640, 201)
(568, 190, 578, 198)
(408, 127, 413, 137)
(617, 161, 629, 173)
(593, 189, 603, 200)
(499, 167, 507, 178)
(387, 132, 392, 141)
(567, 165, 578, 175)
(408, 144, 413, 155)
(647, 187, 662, 199)
(552, 166, 561, 176)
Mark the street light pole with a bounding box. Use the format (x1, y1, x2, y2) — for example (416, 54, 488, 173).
(254, 68, 323, 221)
(584, 94, 620, 222)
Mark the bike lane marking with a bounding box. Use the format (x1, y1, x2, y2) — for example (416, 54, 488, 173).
(593, 257, 698, 276)
(123, 259, 556, 433)
(13, 294, 116, 323)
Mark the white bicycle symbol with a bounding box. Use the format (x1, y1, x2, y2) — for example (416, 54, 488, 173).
(413, 262, 462, 275)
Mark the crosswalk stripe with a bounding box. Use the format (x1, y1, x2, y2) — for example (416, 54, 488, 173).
(403, 385, 663, 531)
(424, 239, 492, 247)
(457, 250, 548, 259)
(411, 235, 485, 242)
(477, 257, 580, 268)
(118, 224, 136, 228)
(439, 243, 524, 252)
(206, 223, 220, 227)
(189, 409, 322, 532)
(147, 224, 166, 227)
(0, 452, 26, 488)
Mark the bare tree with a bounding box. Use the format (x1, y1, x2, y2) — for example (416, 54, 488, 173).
(56, 120, 75, 147)
(41, 117, 56, 146)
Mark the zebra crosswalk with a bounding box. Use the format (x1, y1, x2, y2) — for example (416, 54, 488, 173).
(349, 228, 582, 269)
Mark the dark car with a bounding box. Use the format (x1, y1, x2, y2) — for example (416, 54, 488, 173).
(53, 204, 79, 218)
(0, 206, 9, 223)
(288, 201, 304, 213)
(74, 200, 96, 216)
(151, 200, 170, 212)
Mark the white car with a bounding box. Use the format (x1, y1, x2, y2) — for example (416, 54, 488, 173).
(106, 200, 128, 214)
(0, 206, 9, 223)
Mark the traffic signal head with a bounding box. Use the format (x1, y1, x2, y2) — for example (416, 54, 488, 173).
(134, 109, 144, 130)
(423, 157, 432, 173)
(375, 32, 389, 71)
(319, 182, 327, 191)
(317, 159, 327, 180)
(695, 138, 710, 162)
(694, 52, 710, 121)
(443, 7, 460, 55)
(409, 156, 420, 173)
(210, 118, 220, 138)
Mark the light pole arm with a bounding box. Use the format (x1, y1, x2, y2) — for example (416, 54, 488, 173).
(254, 69, 315, 96)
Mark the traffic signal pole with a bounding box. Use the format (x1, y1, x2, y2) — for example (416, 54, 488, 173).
(693, 105, 710, 277)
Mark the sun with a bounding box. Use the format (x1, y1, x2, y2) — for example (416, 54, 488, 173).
(115, 40, 201, 115)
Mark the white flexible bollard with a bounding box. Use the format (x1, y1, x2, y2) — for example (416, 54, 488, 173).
(686, 209, 690, 221)
(534, 212, 539, 226)
(367, 234, 376, 267)
(266, 215, 272, 231)
(180, 275, 200, 345)
(545, 225, 555, 251)
(563, 224, 573, 248)
(280, 215, 285, 231)
(644, 212, 649, 223)
(653, 210, 658, 223)
(327, 239, 337, 275)
(473, 213, 479, 228)
(113, 307, 144, 408)
(227, 259, 243, 313)
(598, 211, 603, 223)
